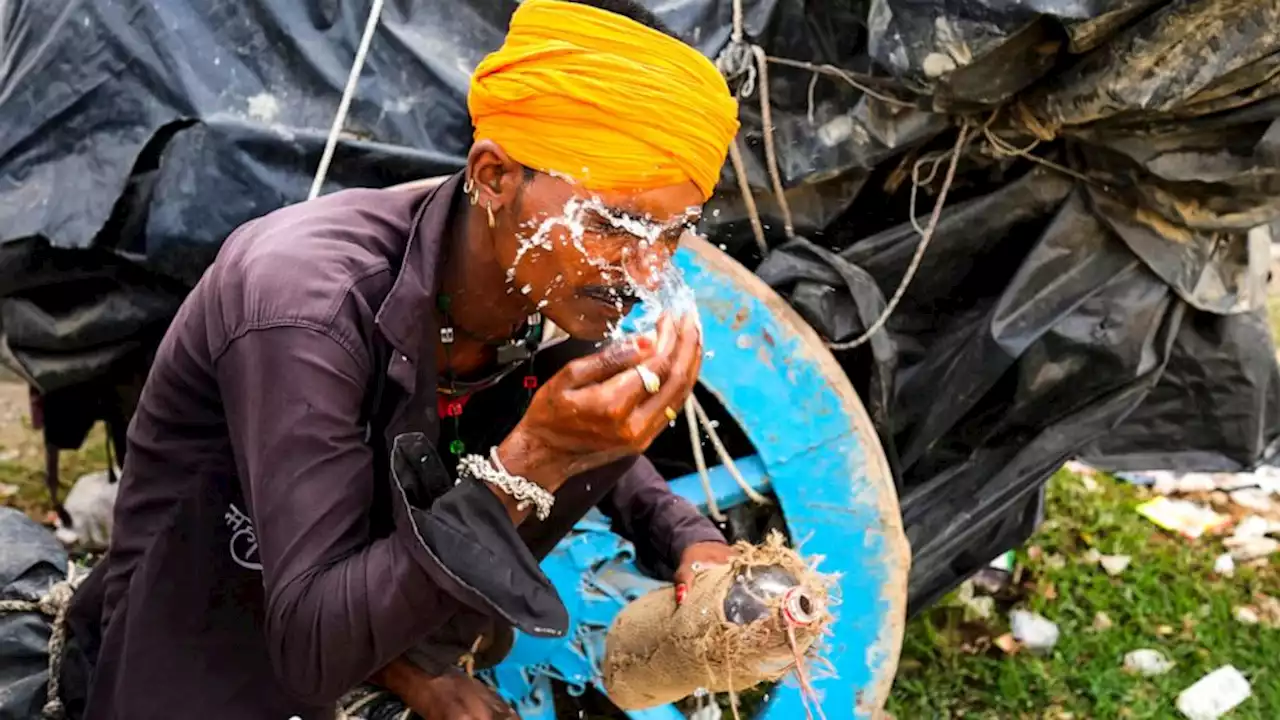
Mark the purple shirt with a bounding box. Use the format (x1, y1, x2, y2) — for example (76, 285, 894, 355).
(65, 175, 723, 719)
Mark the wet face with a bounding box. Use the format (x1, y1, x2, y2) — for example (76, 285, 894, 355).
(503, 172, 701, 339)
(467, 140, 703, 340)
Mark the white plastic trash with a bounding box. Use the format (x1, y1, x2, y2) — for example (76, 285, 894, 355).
(1010, 610, 1059, 654)
(54, 469, 119, 550)
(1099, 554, 1131, 576)
(1176, 666, 1251, 720)
(1224, 536, 1279, 562)
(1229, 489, 1274, 513)
(1234, 607, 1260, 625)
(1123, 649, 1174, 676)
(1213, 554, 1235, 577)
(1232, 515, 1272, 539)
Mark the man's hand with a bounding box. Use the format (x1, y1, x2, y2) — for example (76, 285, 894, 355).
(673, 541, 736, 606)
(404, 672, 516, 720)
(500, 313, 702, 492)
(372, 659, 516, 720)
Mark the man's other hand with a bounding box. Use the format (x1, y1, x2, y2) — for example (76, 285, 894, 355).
(673, 541, 736, 606)
(372, 659, 517, 720)
(405, 671, 516, 720)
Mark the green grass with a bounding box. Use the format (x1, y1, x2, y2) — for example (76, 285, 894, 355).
(888, 470, 1280, 719)
(0, 392, 109, 521)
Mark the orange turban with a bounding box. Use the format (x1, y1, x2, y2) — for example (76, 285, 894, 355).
(468, 0, 740, 201)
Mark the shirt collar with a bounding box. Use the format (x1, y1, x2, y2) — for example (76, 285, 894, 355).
(375, 172, 464, 360)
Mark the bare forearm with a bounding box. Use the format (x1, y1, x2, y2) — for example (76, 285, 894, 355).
(370, 655, 517, 719)
(370, 655, 430, 699)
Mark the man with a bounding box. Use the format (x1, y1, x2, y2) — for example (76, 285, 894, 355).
(61, 0, 742, 718)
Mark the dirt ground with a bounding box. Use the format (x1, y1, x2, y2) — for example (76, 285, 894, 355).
(0, 379, 29, 453)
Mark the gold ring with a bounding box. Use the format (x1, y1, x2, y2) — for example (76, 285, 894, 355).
(635, 365, 661, 394)
(664, 406, 678, 422)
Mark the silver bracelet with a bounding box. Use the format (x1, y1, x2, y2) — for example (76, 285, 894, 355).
(457, 448, 555, 521)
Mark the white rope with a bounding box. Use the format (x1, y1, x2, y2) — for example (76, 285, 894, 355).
(691, 396, 772, 506)
(308, 0, 387, 200)
(748, 43, 795, 239)
(686, 399, 727, 522)
(765, 55, 916, 109)
(727, 140, 769, 255)
(0, 561, 86, 719)
(826, 121, 972, 350)
(718, 0, 970, 356)
(717, 0, 795, 243)
(687, 0, 791, 518)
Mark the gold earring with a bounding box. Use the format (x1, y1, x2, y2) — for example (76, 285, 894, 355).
(469, 188, 481, 206)
(463, 175, 474, 195)
(487, 202, 496, 228)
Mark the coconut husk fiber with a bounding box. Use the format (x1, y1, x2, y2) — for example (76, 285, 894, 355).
(603, 532, 834, 710)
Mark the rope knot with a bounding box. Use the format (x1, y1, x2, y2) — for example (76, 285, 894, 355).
(715, 40, 756, 97)
(38, 581, 75, 618)
(41, 697, 66, 720)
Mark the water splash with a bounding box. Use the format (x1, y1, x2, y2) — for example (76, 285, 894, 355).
(608, 259, 699, 343)
(505, 194, 702, 341)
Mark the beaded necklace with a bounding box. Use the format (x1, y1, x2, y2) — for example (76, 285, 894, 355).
(436, 293, 542, 456)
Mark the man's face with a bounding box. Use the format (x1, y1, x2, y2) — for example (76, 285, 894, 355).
(498, 172, 704, 340)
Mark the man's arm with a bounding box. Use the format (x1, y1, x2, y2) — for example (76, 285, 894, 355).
(370, 657, 516, 720)
(217, 325, 465, 705)
(598, 455, 727, 571)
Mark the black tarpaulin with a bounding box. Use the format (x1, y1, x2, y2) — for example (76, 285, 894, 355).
(753, 0, 1280, 607)
(759, 165, 1280, 608)
(0, 508, 70, 719)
